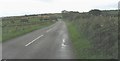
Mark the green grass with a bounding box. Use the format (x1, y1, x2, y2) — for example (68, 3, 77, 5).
(66, 21, 117, 59)
(66, 22, 92, 58)
(2, 16, 56, 42)
(63, 10, 118, 59)
(0, 19, 2, 42)
(0, 28, 1, 42)
(2, 22, 54, 42)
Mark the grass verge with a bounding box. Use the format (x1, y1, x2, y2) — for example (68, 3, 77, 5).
(66, 21, 92, 58)
(2, 22, 54, 42)
(66, 21, 111, 59)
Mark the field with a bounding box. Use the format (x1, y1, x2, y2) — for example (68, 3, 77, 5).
(2, 15, 58, 42)
(63, 10, 118, 59)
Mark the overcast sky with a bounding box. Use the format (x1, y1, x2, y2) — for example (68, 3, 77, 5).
(0, 0, 119, 17)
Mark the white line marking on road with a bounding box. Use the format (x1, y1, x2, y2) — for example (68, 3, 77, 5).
(46, 29, 52, 32)
(25, 35, 44, 46)
(63, 39, 65, 43)
(61, 39, 66, 47)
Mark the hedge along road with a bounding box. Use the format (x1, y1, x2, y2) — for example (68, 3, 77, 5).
(2, 20, 76, 59)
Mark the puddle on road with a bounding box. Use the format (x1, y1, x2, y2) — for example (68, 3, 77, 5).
(61, 39, 67, 48)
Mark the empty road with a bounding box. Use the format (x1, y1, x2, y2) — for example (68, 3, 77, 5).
(2, 20, 76, 59)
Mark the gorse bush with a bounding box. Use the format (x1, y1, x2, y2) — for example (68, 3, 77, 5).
(63, 10, 118, 58)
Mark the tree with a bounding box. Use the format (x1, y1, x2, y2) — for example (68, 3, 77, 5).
(89, 9, 101, 16)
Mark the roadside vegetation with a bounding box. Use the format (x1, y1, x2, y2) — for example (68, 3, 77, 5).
(63, 9, 118, 59)
(2, 14, 59, 42)
(67, 22, 92, 58)
(0, 18, 2, 42)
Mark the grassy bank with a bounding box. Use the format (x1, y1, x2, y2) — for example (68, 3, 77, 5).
(67, 22, 92, 58)
(63, 10, 118, 59)
(2, 16, 56, 42)
(2, 22, 53, 42)
(0, 19, 2, 42)
(66, 21, 118, 59)
(0, 28, 1, 42)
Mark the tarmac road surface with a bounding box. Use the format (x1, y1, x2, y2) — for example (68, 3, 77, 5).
(2, 20, 76, 59)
